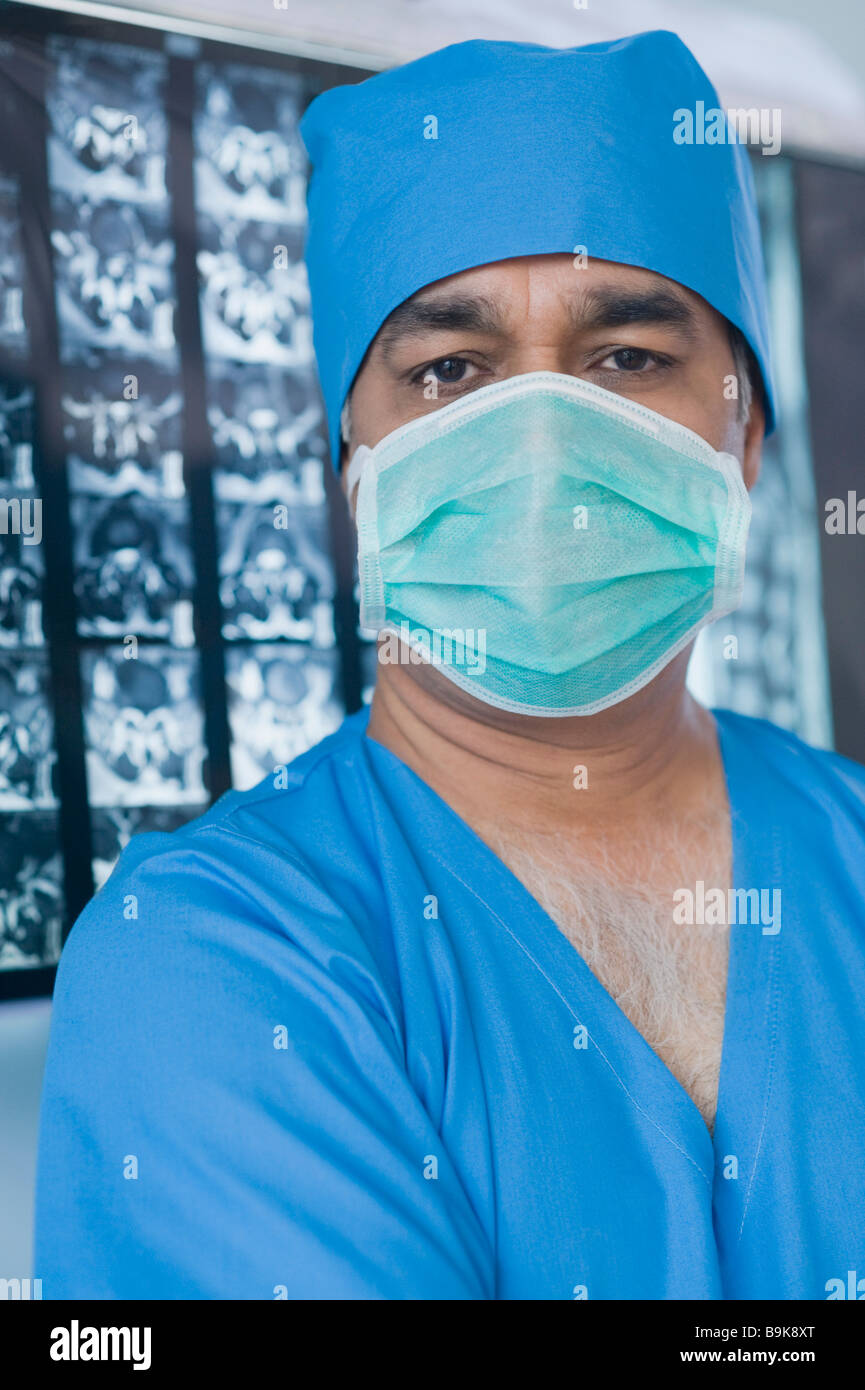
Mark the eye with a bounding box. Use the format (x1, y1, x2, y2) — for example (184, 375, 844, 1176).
(598, 347, 657, 372)
(427, 357, 470, 383)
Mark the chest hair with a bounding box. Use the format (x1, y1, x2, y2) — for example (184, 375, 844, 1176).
(481, 811, 731, 1132)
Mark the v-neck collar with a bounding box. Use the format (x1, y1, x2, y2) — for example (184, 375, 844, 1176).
(359, 703, 778, 1201)
(709, 709, 781, 1254)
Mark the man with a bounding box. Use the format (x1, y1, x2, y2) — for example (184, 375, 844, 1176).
(35, 31, 865, 1300)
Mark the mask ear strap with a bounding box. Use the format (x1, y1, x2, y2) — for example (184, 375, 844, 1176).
(345, 444, 372, 503)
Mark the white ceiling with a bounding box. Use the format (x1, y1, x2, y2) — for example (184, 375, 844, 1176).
(22, 0, 865, 159)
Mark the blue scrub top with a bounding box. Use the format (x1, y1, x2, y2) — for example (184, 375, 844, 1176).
(33, 706, 865, 1299)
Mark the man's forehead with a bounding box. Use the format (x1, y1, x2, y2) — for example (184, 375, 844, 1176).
(374, 258, 705, 354)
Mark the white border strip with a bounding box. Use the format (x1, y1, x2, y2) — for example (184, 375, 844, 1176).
(8, 0, 391, 70)
(11, 0, 865, 165)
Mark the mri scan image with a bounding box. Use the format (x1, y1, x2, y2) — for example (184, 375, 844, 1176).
(0, 812, 63, 968)
(197, 212, 312, 367)
(47, 35, 168, 207)
(0, 525, 43, 648)
(72, 494, 194, 643)
(62, 360, 185, 499)
(51, 193, 176, 366)
(82, 647, 206, 808)
(226, 644, 342, 790)
(195, 61, 308, 226)
(0, 383, 35, 490)
(218, 501, 335, 645)
(207, 362, 327, 506)
(0, 176, 27, 359)
(0, 655, 57, 811)
(0, 30, 360, 986)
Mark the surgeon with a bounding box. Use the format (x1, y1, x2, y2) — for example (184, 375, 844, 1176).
(35, 31, 865, 1300)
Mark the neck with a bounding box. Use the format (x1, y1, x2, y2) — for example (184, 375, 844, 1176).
(366, 653, 723, 839)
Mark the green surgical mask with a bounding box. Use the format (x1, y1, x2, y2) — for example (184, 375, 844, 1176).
(347, 371, 750, 716)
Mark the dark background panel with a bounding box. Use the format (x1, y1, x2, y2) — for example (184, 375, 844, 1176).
(0, 2, 371, 997)
(795, 159, 865, 764)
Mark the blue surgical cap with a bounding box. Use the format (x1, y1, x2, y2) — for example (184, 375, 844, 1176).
(301, 30, 776, 467)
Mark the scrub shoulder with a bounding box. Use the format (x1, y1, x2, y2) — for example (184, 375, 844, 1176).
(712, 704, 865, 816)
(58, 706, 865, 1009)
(56, 711, 406, 1043)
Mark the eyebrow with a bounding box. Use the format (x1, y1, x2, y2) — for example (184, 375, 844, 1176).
(374, 279, 701, 361)
(577, 286, 699, 336)
(376, 293, 505, 358)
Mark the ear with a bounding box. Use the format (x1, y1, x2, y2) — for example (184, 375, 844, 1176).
(742, 392, 765, 491)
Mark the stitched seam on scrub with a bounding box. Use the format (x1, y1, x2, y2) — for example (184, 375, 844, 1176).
(735, 917, 780, 1244)
(190, 821, 412, 1048)
(428, 846, 713, 1189)
(193, 813, 715, 1191)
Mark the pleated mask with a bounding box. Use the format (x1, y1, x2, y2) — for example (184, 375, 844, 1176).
(346, 371, 751, 716)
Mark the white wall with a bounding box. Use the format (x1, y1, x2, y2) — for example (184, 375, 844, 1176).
(0, 1000, 51, 1281)
(28, 0, 865, 158)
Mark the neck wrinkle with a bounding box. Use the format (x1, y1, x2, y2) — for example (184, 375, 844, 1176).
(366, 658, 720, 837)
